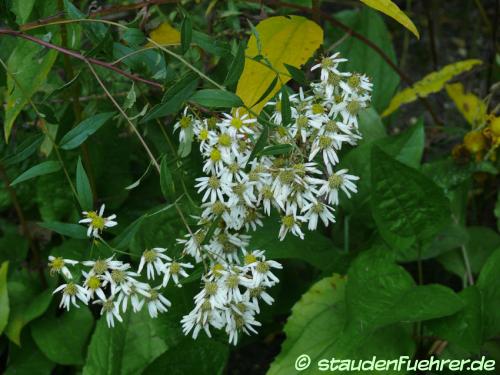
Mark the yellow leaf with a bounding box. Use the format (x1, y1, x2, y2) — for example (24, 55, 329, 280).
(445, 83, 487, 127)
(360, 0, 420, 38)
(236, 16, 323, 114)
(382, 59, 482, 117)
(147, 22, 180, 46)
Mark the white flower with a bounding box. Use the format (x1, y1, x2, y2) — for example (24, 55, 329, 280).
(79, 204, 117, 238)
(146, 286, 171, 318)
(224, 302, 261, 345)
(302, 200, 336, 230)
(278, 211, 305, 241)
(195, 174, 232, 203)
(316, 169, 359, 205)
(117, 280, 151, 313)
(311, 53, 349, 81)
(221, 109, 256, 136)
(245, 256, 282, 287)
(245, 287, 275, 313)
(82, 256, 127, 276)
(162, 260, 193, 287)
(174, 107, 195, 143)
(94, 297, 123, 328)
(48, 256, 78, 279)
(181, 299, 224, 339)
(138, 248, 171, 280)
(103, 268, 139, 295)
(82, 271, 106, 300)
(53, 282, 88, 310)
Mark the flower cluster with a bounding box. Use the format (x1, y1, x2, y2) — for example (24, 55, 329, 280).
(50, 206, 187, 327)
(173, 53, 371, 344)
(48, 52, 371, 346)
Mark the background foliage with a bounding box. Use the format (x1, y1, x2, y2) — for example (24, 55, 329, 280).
(0, 0, 499, 374)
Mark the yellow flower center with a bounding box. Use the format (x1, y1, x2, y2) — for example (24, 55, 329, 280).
(143, 250, 157, 263)
(179, 116, 192, 129)
(198, 128, 209, 141)
(312, 103, 324, 114)
(218, 134, 232, 147)
(87, 275, 101, 290)
(230, 117, 243, 129)
(244, 254, 257, 265)
(87, 211, 105, 230)
(282, 215, 295, 228)
(49, 257, 64, 272)
(210, 148, 222, 162)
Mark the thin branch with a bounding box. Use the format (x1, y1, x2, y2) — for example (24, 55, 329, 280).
(0, 28, 163, 90)
(20, 0, 177, 31)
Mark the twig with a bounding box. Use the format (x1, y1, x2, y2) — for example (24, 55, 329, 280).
(20, 0, 177, 31)
(0, 28, 163, 90)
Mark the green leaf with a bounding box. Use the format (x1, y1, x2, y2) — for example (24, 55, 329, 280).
(284, 63, 306, 86)
(477, 248, 500, 341)
(181, 15, 193, 54)
(76, 157, 93, 211)
(4, 38, 58, 140)
(111, 216, 145, 250)
(122, 28, 146, 46)
(10, 0, 36, 24)
(160, 158, 176, 200)
(189, 89, 243, 108)
(258, 144, 293, 156)
(143, 335, 229, 375)
(141, 73, 198, 123)
(83, 309, 169, 375)
(5, 283, 53, 345)
(345, 249, 464, 334)
(280, 87, 291, 126)
(4, 334, 54, 375)
(247, 123, 269, 165)
(331, 8, 399, 112)
(427, 286, 483, 354)
(268, 274, 415, 375)
(0, 261, 9, 335)
(371, 146, 450, 251)
(38, 221, 88, 239)
(31, 307, 94, 365)
(2, 135, 43, 167)
(59, 112, 115, 150)
(10, 161, 61, 186)
(224, 41, 246, 89)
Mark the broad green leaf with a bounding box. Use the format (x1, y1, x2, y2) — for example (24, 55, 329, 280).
(446, 82, 488, 127)
(382, 59, 482, 117)
(346, 250, 464, 333)
(189, 89, 243, 108)
(83, 309, 169, 375)
(5, 334, 54, 375)
(0, 262, 9, 335)
(360, 0, 420, 38)
(5, 283, 53, 345)
(371, 146, 451, 251)
(10, 161, 61, 186)
(141, 72, 198, 123)
(10, 0, 36, 24)
(111, 216, 145, 250)
(160, 158, 176, 200)
(122, 28, 146, 47)
(332, 8, 399, 112)
(147, 22, 180, 46)
(236, 16, 323, 114)
(38, 221, 88, 239)
(477, 248, 500, 340)
(4, 38, 58, 140)
(59, 112, 115, 150)
(143, 335, 229, 375)
(357, 108, 386, 146)
(268, 274, 415, 375)
(76, 157, 93, 211)
(31, 307, 94, 365)
(428, 286, 483, 354)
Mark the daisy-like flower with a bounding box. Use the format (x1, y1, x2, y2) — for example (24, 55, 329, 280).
(53, 282, 88, 310)
(82, 256, 127, 276)
(316, 169, 359, 205)
(221, 109, 257, 136)
(181, 299, 224, 339)
(162, 260, 194, 287)
(302, 200, 336, 230)
(245, 286, 275, 313)
(146, 286, 172, 318)
(117, 280, 151, 313)
(278, 211, 305, 241)
(103, 268, 139, 295)
(94, 297, 123, 328)
(79, 204, 117, 238)
(246, 255, 282, 287)
(82, 271, 106, 300)
(310, 52, 349, 81)
(48, 256, 78, 279)
(138, 247, 171, 280)
(339, 73, 373, 96)
(195, 174, 232, 203)
(224, 302, 262, 345)
(174, 107, 195, 143)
